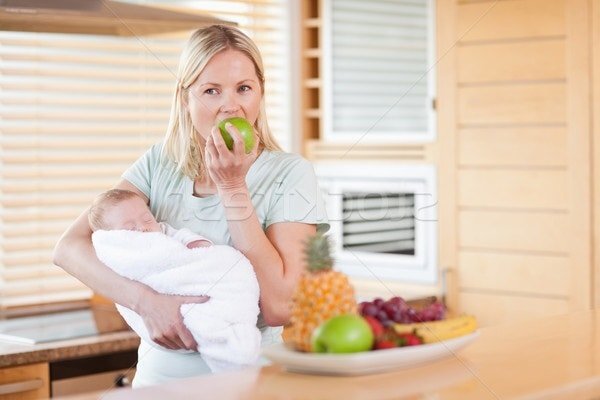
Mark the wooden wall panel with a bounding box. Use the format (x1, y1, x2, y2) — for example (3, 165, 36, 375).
(458, 40, 565, 83)
(458, 84, 566, 125)
(459, 210, 569, 253)
(593, 0, 600, 308)
(458, 292, 569, 326)
(458, 127, 567, 167)
(458, 169, 568, 209)
(565, 0, 592, 310)
(459, 251, 569, 296)
(457, 0, 565, 42)
(305, 141, 431, 161)
(437, 0, 460, 312)
(438, 0, 593, 326)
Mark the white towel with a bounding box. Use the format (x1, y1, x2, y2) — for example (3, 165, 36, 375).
(91, 230, 261, 372)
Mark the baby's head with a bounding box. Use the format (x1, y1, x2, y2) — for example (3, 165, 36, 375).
(88, 189, 161, 233)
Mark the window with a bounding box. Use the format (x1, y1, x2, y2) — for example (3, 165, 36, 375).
(0, 0, 291, 309)
(322, 0, 436, 143)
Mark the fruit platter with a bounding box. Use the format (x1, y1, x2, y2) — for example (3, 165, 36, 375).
(262, 233, 479, 376)
(265, 296, 479, 376)
(263, 330, 479, 376)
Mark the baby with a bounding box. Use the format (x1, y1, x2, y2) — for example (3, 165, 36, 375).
(88, 188, 212, 249)
(88, 189, 262, 373)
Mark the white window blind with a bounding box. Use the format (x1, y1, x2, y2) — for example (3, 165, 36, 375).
(0, 0, 290, 309)
(323, 0, 435, 142)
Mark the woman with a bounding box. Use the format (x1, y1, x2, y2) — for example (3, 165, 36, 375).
(53, 25, 328, 386)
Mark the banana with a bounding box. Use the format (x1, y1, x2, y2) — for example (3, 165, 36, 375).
(392, 315, 478, 344)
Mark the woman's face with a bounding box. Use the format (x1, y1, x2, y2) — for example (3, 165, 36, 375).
(185, 49, 262, 142)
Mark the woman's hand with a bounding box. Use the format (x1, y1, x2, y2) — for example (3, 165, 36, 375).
(204, 123, 259, 191)
(136, 289, 210, 351)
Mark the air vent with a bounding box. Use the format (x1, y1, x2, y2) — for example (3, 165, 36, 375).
(342, 192, 415, 255)
(314, 162, 438, 283)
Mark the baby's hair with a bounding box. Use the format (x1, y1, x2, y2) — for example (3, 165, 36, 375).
(88, 189, 142, 231)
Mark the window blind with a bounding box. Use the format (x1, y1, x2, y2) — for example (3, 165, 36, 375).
(324, 0, 434, 141)
(0, 0, 290, 309)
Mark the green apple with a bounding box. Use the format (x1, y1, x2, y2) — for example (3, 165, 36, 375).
(217, 117, 255, 154)
(311, 314, 374, 353)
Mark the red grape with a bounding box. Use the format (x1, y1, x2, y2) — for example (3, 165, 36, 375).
(362, 303, 379, 317)
(359, 296, 447, 325)
(382, 301, 397, 318)
(376, 310, 389, 323)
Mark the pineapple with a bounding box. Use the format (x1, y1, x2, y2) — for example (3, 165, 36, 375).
(284, 232, 357, 352)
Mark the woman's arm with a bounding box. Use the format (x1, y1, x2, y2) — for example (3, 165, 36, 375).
(52, 179, 208, 350)
(220, 185, 315, 326)
(205, 127, 316, 326)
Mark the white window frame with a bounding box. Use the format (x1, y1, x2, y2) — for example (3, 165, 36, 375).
(321, 0, 437, 144)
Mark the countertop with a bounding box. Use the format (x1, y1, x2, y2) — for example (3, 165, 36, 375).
(71, 309, 600, 400)
(0, 330, 139, 368)
(0, 307, 139, 368)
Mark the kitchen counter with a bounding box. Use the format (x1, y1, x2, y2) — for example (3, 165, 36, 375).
(0, 306, 139, 368)
(70, 309, 600, 400)
(0, 330, 139, 368)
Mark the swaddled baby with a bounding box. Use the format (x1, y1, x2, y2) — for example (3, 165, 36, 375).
(88, 189, 261, 372)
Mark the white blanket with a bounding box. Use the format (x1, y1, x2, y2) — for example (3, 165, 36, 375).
(92, 230, 261, 373)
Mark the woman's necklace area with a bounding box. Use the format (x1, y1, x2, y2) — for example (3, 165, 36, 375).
(193, 178, 217, 198)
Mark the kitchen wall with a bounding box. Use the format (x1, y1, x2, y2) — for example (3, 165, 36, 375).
(437, 0, 597, 326)
(303, 0, 599, 326)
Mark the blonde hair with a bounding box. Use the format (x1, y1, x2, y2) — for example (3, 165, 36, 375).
(88, 189, 141, 231)
(163, 25, 282, 180)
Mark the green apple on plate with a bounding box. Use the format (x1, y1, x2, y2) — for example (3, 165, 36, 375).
(218, 117, 255, 154)
(311, 314, 374, 353)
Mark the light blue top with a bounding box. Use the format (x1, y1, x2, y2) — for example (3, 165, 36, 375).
(122, 142, 329, 385)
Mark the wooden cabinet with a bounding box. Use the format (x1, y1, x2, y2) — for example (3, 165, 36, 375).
(0, 363, 49, 400)
(50, 350, 137, 397)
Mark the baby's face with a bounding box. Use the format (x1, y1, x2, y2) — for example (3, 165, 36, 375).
(103, 197, 161, 233)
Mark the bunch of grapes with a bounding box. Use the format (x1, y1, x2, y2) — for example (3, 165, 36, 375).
(358, 296, 446, 326)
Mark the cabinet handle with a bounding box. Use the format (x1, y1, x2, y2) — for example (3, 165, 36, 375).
(0, 378, 44, 395)
(114, 374, 131, 387)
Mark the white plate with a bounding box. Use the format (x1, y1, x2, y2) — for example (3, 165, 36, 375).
(262, 331, 479, 376)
